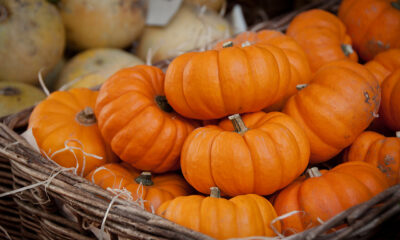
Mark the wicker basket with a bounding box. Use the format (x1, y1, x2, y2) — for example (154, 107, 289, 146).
(1, 1, 400, 239)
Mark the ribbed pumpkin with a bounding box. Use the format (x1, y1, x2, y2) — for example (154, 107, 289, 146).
(338, 0, 400, 61)
(345, 131, 400, 186)
(274, 162, 389, 235)
(87, 163, 193, 212)
(286, 9, 358, 73)
(181, 111, 310, 196)
(95, 65, 197, 173)
(283, 60, 381, 163)
(214, 30, 312, 111)
(164, 42, 295, 120)
(380, 69, 400, 131)
(365, 48, 400, 85)
(29, 88, 116, 177)
(157, 187, 281, 239)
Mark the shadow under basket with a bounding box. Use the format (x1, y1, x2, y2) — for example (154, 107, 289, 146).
(1, 0, 400, 239)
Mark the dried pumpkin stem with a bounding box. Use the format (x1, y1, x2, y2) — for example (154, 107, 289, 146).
(210, 187, 220, 198)
(341, 44, 354, 57)
(0, 87, 21, 96)
(296, 84, 308, 90)
(228, 114, 248, 135)
(155, 95, 173, 113)
(75, 107, 96, 126)
(306, 167, 322, 178)
(0, 4, 8, 23)
(135, 172, 154, 186)
(222, 41, 233, 48)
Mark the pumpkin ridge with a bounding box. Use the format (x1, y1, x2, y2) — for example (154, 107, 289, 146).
(180, 58, 204, 118)
(215, 51, 227, 114)
(241, 47, 258, 110)
(209, 130, 227, 194)
(247, 194, 269, 235)
(242, 132, 257, 194)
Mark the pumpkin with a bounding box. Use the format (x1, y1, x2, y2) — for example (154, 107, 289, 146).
(95, 65, 197, 173)
(345, 131, 400, 186)
(379, 69, 400, 131)
(214, 30, 312, 111)
(0, 82, 46, 118)
(365, 48, 400, 85)
(137, 3, 231, 63)
(87, 163, 193, 212)
(29, 88, 116, 177)
(274, 162, 389, 235)
(286, 9, 358, 73)
(157, 187, 281, 239)
(183, 0, 226, 11)
(283, 60, 381, 163)
(59, 0, 145, 50)
(0, 0, 65, 84)
(181, 111, 310, 196)
(55, 48, 144, 90)
(165, 41, 297, 120)
(338, 0, 400, 61)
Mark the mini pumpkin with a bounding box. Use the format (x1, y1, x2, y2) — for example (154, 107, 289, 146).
(181, 111, 310, 196)
(157, 187, 281, 239)
(338, 0, 400, 61)
(380, 69, 400, 131)
(365, 48, 400, 85)
(29, 88, 116, 177)
(286, 9, 358, 73)
(95, 65, 197, 173)
(274, 162, 389, 235)
(283, 60, 380, 163)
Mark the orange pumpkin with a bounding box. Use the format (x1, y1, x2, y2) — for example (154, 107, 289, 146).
(181, 111, 310, 196)
(87, 163, 193, 212)
(345, 131, 400, 186)
(283, 60, 381, 163)
(165, 41, 296, 120)
(95, 65, 197, 173)
(365, 48, 400, 85)
(287, 9, 358, 73)
(380, 69, 400, 131)
(29, 88, 116, 177)
(214, 30, 312, 111)
(338, 0, 400, 61)
(274, 162, 389, 235)
(157, 187, 281, 239)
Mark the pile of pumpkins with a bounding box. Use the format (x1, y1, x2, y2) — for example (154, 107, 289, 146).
(6, 0, 400, 239)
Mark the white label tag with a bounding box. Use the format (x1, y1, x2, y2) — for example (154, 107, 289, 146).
(146, 0, 183, 26)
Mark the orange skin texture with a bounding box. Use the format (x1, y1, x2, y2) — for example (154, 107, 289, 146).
(380, 69, 400, 131)
(214, 30, 312, 111)
(164, 43, 295, 120)
(181, 111, 310, 196)
(95, 65, 197, 173)
(365, 48, 400, 85)
(86, 163, 193, 212)
(274, 162, 389, 236)
(338, 0, 400, 61)
(287, 9, 358, 73)
(28, 88, 116, 177)
(345, 131, 400, 186)
(157, 193, 281, 239)
(283, 60, 381, 163)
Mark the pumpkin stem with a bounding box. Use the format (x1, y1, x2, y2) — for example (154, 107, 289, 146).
(0, 4, 8, 23)
(155, 95, 173, 113)
(222, 41, 234, 48)
(0, 87, 21, 96)
(135, 172, 154, 186)
(296, 84, 308, 90)
(396, 131, 400, 138)
(306, 167, 322, 178)
(228, 114, 248, 135)
(210, 187, 220, 198)
(341, 44, 354, 57)
(76, 107, 97, 126)
(392, 1, 400, 10)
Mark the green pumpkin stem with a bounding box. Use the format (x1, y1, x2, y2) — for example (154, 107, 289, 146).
(135, 172, 154, 186)
(222, 41, 234, 48)
(341, 44, 354, 57)
(306, 167, 322, 178)
(76, 107, 97, 126)
(228, 114, 248, 135)
(0, 87, 21, 96)
(296, 84, 308, 90)
(391, 1, 400, 10)
(0, 4, 8, 23)
(155, 95, 173, 113)
(396, 131, 400, 138)
(210, 187, 221, 198)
